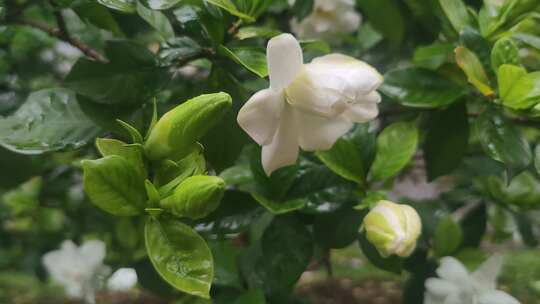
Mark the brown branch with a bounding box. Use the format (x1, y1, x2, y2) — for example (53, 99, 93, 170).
(16, 16, 108, 63)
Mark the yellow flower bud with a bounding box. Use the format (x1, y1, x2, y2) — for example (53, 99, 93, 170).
(363, 200, 422, 258)
(144, 92, 232, 161)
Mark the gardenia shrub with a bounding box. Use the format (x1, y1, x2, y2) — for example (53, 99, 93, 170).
(0, 0, 539, 303)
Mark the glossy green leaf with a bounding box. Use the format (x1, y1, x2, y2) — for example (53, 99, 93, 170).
(460, 204, 487, 247)
(381, 68, 467, 108)
(205, 0, 255, 21)
(95, 138, 146, 178)
(209, 241, 242, 288)
(480, 172, 540, 209)
(82, 155, 147, 216)
(236, 26, 279, 40)
(74, 2, 124, 36)
(434, 216, 463, 257)
(475, 109, 532, 175)
(412, 42, 454, 70)
(358, 231, 403, 274)
(438, 0, 471, 32)
(145, 217, 213, 298)
(370, 121, 419, 181)
(137, 1, 175, 40)
(455, 46, 494, 97)
(252, 193, 305, 215)
(491, 37, 519, 71)
(423, 102, 469, 181)
(218, 46, 267, 78)
(497, 64, 540, 109)
(155, 145, 206, 193)
(97, 0, 136, 12)
(314, 208, 364, 249)
(65, 40, 170, 106)
(514, 213, 539, 247)
(0, 89, 100, 154)
(315, 138, 364, 184)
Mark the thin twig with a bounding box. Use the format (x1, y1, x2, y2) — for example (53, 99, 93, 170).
(16, 17, 108, 63)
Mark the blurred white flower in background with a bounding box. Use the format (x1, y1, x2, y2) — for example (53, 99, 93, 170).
(42, 240, 108, 304)
(237, 33, 382, 175)
(424, 255, 521, 304)
(289, 0, 361, 41)
(107, 268, 138, 291)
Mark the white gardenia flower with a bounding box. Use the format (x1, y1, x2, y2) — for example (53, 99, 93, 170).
(424, 255, 521, 304)
(42, 240, 107, 304)
(107, 268, 138, 291)
(237, 33, 382, 175)
(290, 0, 361, 41)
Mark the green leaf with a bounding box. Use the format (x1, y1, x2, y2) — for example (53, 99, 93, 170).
(434, 216, 463, 257)
(0, 88, 100, 154)
(514, 213, 539, 247)
(381, 68, 467, 108)
(535, 144, 540, 175)
(370, 121, 419, 181)
(218, 46, 267, 78)
(491, 37, 519, 71)
(137, 1, 175, 40)
(74, 2, 124, 36)
(291, 0, 314, 21)
(460, 204, 487, 247)
(315, 138, 364, 184)
(209, 241, 242, 288)
(96, 138, 146, 178)
(2, 177, 42, 216)
(314, 208, 364, 249)
(155, 145, 206, 193)
(475, 109, 532, 176)
(142, 0, 181, 10)
(145, 217, 213, 298)
(261, 216, 313, 294)
(497, 64, 540, 109)
(438, 0, 471, 33)
(234, 289, 266, 304)
(455, 46, 494, 97)
(480, 172, 540, 209)
(116, 119, 144, 144)
(358, 0, 405, 46)
(423, 102, 469, 181)
(65, 40, 170, 106)
(252, 193, 305, 215)
(205, 0, 255, 22)
(235, 26, 279, 40)
(97, 0, 136, 13)
(413, 42, 454, 70)
(82, 155, 147, 216)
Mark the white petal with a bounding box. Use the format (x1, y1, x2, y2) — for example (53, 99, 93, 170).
(238, 89, 284, 146)
(108, 268, 138, 291)
(267, 33, 303, 91)
(295, 109, 353, 151)
(425, 278, 459, 297)
(343, 94, 380, 123)
(308, 54, 383, 97)
(261, 104, 299, 175)
(80, 240, 106, 269)
(472, 254, 504, 291)
(478, 290, 521, 304)
(437, 257, 473, 286)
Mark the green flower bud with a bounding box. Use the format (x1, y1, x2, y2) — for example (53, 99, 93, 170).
(363, 200, 422, 258)
(144, 92, 232, 161)
(160, 175, 225, 220)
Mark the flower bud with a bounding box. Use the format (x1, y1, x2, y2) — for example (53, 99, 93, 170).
(160, 175, 225, 220)
(363, 200, 422, 258)
(144, 92, 232, 161)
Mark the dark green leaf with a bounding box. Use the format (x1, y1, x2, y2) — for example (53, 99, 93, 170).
(252, 193, 305, 215)
(514, 213, 539, 247)
(143, 0, 181, 10)
(315, 138, 365, 184)
(358, 0, 405, 46)
(145, 217, 213, 298)
(137, 1, 175, 39)
(97, 0, 136, 13)
(460, 204, 487, 247)
(413, 42, 454, 70)
(0, 88, 100, 154)
(218, 46, 267, 78)
(358, 231, 403, 273)
(205, 0, 255, 21)
(424, 102, 469, 181)
(381, 68, 467, 108)
(314, 208, 364, 249)
(209, 241, 242, 288)
(236, 26, 279, 40)
(74, 2, 124, 36)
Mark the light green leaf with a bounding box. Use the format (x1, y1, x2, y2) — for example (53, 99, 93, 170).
(370, 121, 419, 181)
(413, 42, 454, 70)
(205, 0, 255, 22)
(218, 46, 267, 78)
(315, 138, 364, 184)
(95, 138, 146, 178)
(381, 68, 467, 108)
(438, 0, 471, 33)
(97, 0, 136, 13)
(434, 216, 463, 257)
(145, 218, 213, 298)
(137, 1, 175, 40)
(235, 26, 279, 40)
(498, 64, 540, 109)
(143, 0, 181, 10)
(491, 37, 519, 71)
(0, 89, 100, 154)
(82, 155, 147, 216)
(455, 46, 494, 97)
